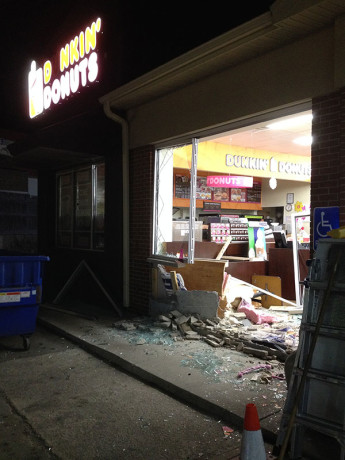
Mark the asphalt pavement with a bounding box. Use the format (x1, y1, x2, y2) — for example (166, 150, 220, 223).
(0, 322, 275, 460)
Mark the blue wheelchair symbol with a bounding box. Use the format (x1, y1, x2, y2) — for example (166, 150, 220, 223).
(313, 206, 339, 249)
(316, 211, 333, 237)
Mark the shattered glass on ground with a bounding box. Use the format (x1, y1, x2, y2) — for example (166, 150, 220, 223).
(111, 318, 177, 346)
(180, 350, 243, 383)
(110, 315, 288, 398)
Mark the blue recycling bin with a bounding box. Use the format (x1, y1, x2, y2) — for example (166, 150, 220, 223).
(0, 255, 50, 349)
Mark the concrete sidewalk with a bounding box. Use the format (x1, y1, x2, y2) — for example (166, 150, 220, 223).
(37, 304, 288, 445)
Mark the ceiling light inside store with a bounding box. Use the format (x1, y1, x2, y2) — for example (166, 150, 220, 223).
(266, 113, 313, 131)
(269, 177, 277, 190)
(293, 135, 313, 146)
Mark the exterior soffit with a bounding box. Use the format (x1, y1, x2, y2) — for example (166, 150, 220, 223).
(100, 0, 345, 112)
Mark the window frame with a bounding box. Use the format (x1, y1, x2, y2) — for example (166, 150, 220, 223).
(152, 139, 199, 265)
(56, 162, 105, 251)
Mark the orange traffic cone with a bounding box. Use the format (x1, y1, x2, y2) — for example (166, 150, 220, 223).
(240, 403, 267, 459)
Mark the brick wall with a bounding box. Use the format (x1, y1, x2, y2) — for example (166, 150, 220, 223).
(311, 88, 345, 247)
(129, 145, 155, 314)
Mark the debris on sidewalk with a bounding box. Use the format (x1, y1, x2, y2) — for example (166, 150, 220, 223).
(237, 299, 280, 325)
(222, 425, 234, 437)
(112, 301, 300, 363)
(112, 270, 301, 373)
(143, 264, 302, 363)
(237, 364, 272, 378)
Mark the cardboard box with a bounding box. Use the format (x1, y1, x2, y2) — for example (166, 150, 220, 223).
(172, 221, 203, 242)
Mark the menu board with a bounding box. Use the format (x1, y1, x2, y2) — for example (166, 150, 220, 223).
(196, 177, 212, 200)
(175, 174, 190, 198)
(230, 188, 246, 203)
(212, 188, 229, 201)
(203, 201, 221, 211)
(175, 175, 214, 199)
(246, 181, 262, 203)
(175, 173, 261, 204)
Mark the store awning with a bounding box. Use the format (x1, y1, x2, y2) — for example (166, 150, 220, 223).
(99, 0, 345, 112)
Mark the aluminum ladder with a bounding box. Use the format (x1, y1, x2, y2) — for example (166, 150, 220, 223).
(275, 238, 345, 459)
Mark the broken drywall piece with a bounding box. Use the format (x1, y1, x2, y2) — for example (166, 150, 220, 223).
(175, 290, 219, 318)
(174, 314, 190, 325)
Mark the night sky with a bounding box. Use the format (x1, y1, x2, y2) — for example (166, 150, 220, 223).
(0, 0, 275, 133)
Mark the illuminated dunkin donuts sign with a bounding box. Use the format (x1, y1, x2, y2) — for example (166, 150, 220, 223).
(28, 18, 102, 119)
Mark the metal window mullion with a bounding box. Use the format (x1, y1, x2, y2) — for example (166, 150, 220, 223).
(91, 165, 96, 250)
(72, 171, 76, 248)
(56, 175, 59, 247)
(152, 151, 160, 255)
(188, 138, 198, 264)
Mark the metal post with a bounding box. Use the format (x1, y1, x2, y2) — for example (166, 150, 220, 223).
(188, 138, 198, 264)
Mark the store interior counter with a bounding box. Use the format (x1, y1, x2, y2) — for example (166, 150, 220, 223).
(164, 241, 269, 284)
(163, 241, 309, 302)
(164, 241, 250, 259)
(268, 247, 310, 300)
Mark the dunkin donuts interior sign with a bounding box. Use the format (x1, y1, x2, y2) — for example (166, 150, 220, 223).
(28, 18, 102, 119)
(207, 175, 253, 188)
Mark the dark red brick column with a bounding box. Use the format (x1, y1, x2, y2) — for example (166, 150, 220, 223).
(128, 145, 155, 314)
(311, 88, 345, 248)
(339, 88, 345, 224)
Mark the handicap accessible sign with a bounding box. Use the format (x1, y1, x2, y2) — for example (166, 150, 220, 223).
(313, 206, 339, 249)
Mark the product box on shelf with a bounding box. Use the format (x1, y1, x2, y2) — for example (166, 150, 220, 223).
(210, 219, 249, 242)
(172, 221, 203, 242)
(209, 222, 231, 244)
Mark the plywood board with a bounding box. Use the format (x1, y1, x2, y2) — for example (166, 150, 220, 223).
(170, 271, 179, 291)
(216, 236, 232, 260)
(221, 256, 250, 261)
(165, 260, 227, 296)
(269, 306, 303, 314)
(251, 274, 282, 308)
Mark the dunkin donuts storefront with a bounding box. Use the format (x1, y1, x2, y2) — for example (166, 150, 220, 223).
(100, 0, 345, 312)
(16, 0, 345, 314)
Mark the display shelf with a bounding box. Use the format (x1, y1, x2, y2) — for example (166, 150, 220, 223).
(209, 217, 249, 243)
(173, 197, 262, 211)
